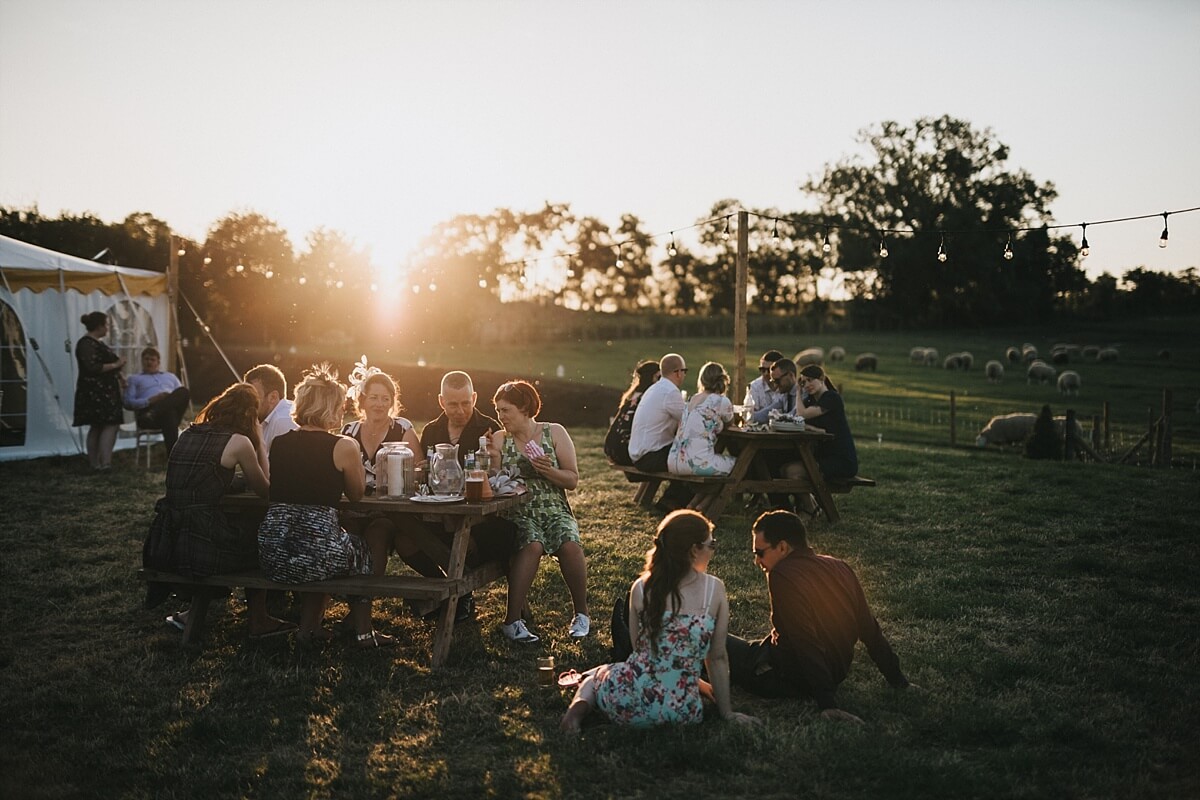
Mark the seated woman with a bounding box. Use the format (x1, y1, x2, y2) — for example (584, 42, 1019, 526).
(603, 359, 660, 467)
(560, 510, 758, 732)
(790, 364, 859, 481)
(142, 382, 294, 639)
(257, 365, 396, 649)
(339, 361, 444, 580)
(667, 361, 736, 476)
(489, 380, 589, 644)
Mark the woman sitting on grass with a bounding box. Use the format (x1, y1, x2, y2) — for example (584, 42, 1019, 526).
(560, 510, 758, 732)
(142, 382, 294, 639)
(256, 365, 396, 650)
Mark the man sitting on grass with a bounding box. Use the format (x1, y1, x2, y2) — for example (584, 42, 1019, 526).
(726, 509, 914, 723)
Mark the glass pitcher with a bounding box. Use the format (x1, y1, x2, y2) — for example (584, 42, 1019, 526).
(428, 443, 465, 496)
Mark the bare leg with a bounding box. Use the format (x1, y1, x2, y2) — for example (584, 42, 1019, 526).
(505, 542, 544, 624)
(298, 593, 329, 637)
(560, 673, 599, 735)
(363, 519, 397, 577)
(86, 426, 101, 468)
(349, 597, 374, 636)
(556, 541, 589, 617)
(96, 424, 119, 468)
(245, 588, 293, 636)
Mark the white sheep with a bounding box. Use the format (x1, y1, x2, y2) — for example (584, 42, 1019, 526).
(829, 346, 846, 362)
(944, 353, 963, 370)
(924, 348, 940, 366)
(1005, 346, 1020, 364)
(959, 351, 974, 370)
(1098, 347, 1119, 362)
(910, 346, 928, 364)
(1027, 360, 1057, 385)
(1082, 345, 1100, 359)
(985, 360, 1004, 382)
(976, 412, 1085, 447)
(854, 352, 878, 372)
(795, 347, 824, 366)
(1057, 370, 1081, 395)
(1022, 345, 1039, 364)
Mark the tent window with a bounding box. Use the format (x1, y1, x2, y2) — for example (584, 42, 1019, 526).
(105, 299, 158, 378)
(1, 300, 28, 448)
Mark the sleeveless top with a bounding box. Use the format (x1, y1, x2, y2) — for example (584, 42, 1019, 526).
(340, 417, 415, 491)
(268, 429, 343, 506)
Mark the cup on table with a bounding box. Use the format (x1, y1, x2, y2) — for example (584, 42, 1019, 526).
(465, 475, 486, 502)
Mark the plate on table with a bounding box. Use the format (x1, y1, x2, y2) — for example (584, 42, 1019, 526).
(410, 494, 465, 504)
(769, 421, 807, 432)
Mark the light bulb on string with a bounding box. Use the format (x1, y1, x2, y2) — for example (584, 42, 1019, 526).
(667, 233, 677, 258)
(615, 249, 624, 268)
(722, 218, 731, 241)
(937, 233, 947, 263)
(822, 228, 831, 253)
(772, 219, 779, 241)
(1159, 212, 1169, 248)
(1003, 234, 1014, 261)
(878, 232, 889, 259)
(1080, 223, 1090, 258)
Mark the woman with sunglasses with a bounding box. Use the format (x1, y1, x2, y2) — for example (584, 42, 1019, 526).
(560, 510, 758, 732)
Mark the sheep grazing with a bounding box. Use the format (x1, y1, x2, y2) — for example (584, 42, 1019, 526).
(1082, 345, 1101, 359)
(1057, 370, 1081, 396)
(854, 352, 878, 372)
(1005, 346, 1020, 364)
(976, 412, 1085, 447)
(828, 346, 846, 362)
(1027, 360, 1057, 385)
(1050, 348, 1070, 365)
(1097, 347, 1119, 363)
(959, 351, 974, 370)
(910, 346, 928, 364)
(924, 348, 940, 366)
(795, 347, 824, 367)
(943, 353, 963, 370)
(1158, 349, 1171, 360)
(985, 360, 1004, 382)
(1021, 345, 1039, 364)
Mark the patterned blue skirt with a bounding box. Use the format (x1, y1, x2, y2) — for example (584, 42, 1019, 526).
(257, 503, 372, 584)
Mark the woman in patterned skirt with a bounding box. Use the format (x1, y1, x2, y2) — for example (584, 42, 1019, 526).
(73, 311, 126, 469)
(560, 510, 758, 733)
(489, 380, 589, 644)
(257, 365, 396, 649)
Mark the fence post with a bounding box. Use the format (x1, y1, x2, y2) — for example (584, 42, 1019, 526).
(1102, 400, 1110, 450)
(949, 390, 957, 446)
(1146, 405, 1157, 466)
(1091, 414, 1101, 451)
(1064, 409, 1077, 461)
(1159, 388, 1173, 468)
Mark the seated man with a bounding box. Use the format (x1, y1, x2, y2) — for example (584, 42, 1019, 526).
(744, 349, 785, 412)
(628, 353, 692, 510)
(123, 347, 190, 455)
(726, 510, 913, 723)
(419, 370, 517, 621)
(749, 358, 800, 424)
(243, 364, 298, 451)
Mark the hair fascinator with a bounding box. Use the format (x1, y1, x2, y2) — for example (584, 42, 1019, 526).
(347, 355, 382, 399)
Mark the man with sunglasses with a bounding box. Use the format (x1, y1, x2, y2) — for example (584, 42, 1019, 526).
(727, 510, 912, 723)
(743, 349, 785, 414)
(628, 353, 693, 510)
(749, 358, 801, 424)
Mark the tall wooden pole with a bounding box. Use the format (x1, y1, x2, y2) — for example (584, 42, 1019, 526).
(167, 234, 180, 374)
(734, 210, 749, 403)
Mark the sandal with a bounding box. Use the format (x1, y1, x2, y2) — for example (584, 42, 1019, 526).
(557, 670, 583, 689)
(165, 611, 188, 631)
(353, 630, 398, 650)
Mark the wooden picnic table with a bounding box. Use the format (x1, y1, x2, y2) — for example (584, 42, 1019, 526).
(612, 425, 874, 524)
(142, 491, 528, 666)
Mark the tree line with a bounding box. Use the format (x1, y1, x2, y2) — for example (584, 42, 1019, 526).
(3, 115, 1197, 346)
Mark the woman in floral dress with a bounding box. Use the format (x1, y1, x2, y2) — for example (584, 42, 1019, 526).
(560, 510, 758, 732)
(73, 311, 126, 469)
(490, 380, 589, 644)
(667, 361, 736, 476)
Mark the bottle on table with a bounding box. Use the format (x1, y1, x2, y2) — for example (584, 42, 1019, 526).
(475, 435, 492, 475)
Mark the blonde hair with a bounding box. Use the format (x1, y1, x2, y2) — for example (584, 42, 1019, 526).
(293, 363, 347, 430)
(698, 361, 729, 394)
(353, 371, 402, 418)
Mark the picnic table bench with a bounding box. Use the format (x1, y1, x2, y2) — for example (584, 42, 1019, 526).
(611, 426, 875, 524)
(139, 491, 527, 666)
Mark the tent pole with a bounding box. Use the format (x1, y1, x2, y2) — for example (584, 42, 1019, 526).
(167, 234, 180, 375)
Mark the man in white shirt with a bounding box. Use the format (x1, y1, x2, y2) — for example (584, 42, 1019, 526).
(750, 358, 801, 424)
(629, 352, 688, 471)
(123, 347, 190, 455)
(745, 349, 785, 412)
(243, 364, 298, 450)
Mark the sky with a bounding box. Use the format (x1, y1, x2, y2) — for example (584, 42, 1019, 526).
(1, 0, 1197, 283)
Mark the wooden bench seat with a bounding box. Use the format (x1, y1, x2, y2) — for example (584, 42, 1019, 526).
(608, 463, 732, 509)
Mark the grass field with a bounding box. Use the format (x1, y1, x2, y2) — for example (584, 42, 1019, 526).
(2, 425, 1199, 799)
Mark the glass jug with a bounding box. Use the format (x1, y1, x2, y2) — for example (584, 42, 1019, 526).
(428, 443, 465, 496)
(377, 442, 414, 498)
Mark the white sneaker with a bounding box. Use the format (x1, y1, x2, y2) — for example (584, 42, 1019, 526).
(569, 613, 591, 638)
(501, 618, 540, 644)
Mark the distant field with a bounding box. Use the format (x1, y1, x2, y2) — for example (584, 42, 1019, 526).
(402, 315, 1200, 463)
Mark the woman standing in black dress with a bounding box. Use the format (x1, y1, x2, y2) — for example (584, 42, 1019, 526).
(74, 311, 126, 469)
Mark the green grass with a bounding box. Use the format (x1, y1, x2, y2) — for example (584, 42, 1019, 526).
(2, 423, 1199, 799)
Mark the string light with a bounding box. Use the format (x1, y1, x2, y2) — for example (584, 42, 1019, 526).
(615, 250, 624, 268)
(667, 233, 677, 257)
(1003, 234, 1014, 261)
(937, 233, 947, 263)
(878, 232, 889, 259)
(822, 228, 831, 253)
(772, 219, 779, 240)
(722, 218, 731, 241)
(1080, 223, 1090, 258)
(1159, 212, 1169, 248)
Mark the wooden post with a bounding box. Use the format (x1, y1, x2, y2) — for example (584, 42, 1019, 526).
(1091, 414, 1101, 451)
(734, 210, 749, 404)
(1160, 389, 1173, 468)
(1102, 401, 1110, 450)
(1064, 409, 1077, 461)
(949, 390, 957, 446)
(1146, 406, 1157, 466)
(166, 234, 180, 374)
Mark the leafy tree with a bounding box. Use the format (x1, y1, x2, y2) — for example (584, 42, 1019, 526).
(199, 211, 295, 342)
(805, 115, 1084, 327)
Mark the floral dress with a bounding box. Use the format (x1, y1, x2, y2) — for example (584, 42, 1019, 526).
(500, 423, 580, 555)
(73, 335, 123, 426)
(667, 393, 735, 476)
(595, 574, 717, 727)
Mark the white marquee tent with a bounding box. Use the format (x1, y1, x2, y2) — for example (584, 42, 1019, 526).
(0, 233, 170, 461)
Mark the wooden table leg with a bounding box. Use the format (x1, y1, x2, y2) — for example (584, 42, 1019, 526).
(704, 442, 762, 523)
(634, 478, 662, 508)
(182, 589, 215, 648)
(429, 515, 477, 667)
(794, 446, 839, 523)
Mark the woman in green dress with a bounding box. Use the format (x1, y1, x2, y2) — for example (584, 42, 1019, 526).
(489, 380, 589, 644)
